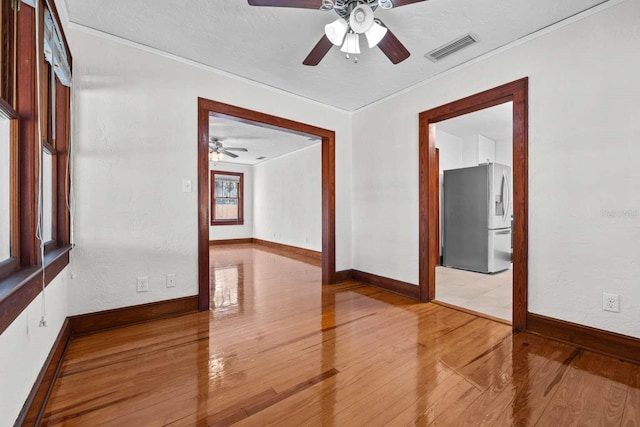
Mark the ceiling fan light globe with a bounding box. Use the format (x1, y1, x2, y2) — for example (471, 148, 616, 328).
(349, 4, 374, 34)
(324, 18, 348, 46)
(365, 21, 388, 48)
(340, 32, 361, 55)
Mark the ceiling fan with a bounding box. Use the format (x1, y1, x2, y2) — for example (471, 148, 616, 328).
(247, 0, 426, 65)
(209, 138, 248, 160)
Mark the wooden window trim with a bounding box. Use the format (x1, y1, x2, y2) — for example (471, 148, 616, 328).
(0, 0, 72, 334)
(0, 90, 18, 280)
(210, 170, 244, 226)
(1, 0, 15, 103)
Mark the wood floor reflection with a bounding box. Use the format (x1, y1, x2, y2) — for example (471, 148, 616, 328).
(42, 244, 640, 426)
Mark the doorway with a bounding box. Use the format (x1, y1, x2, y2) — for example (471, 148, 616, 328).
(434, 102, 513, 322)
(418, 78, 528, 330)
(197, 98, 337, 311)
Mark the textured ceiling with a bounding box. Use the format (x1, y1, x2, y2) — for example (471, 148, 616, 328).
(63, 0, 609, 111)
(209, 115, 319, 166)
(437, 102, 512, 142)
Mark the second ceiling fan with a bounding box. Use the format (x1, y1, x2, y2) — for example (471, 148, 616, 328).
(247, 0, 427, 65)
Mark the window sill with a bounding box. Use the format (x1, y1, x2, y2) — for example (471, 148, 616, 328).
(211, 221, 245, 226)
(0, 245, 72, 335)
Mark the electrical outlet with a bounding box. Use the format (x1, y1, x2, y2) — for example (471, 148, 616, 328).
(603, 292, 619, 312)
(137, 276, 149, 293)
(166, 273, 176, 288)
(182, 180, 192, 193)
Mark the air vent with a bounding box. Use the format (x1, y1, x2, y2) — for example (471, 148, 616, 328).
(256, 156, 266, 160)
(425, 33, 478, 62)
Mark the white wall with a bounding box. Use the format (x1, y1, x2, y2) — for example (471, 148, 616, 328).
(461, 135, 479, 167)
(461, 134, 496, 167)
(352, 0, 640, 338)
(477, 135, 496, 165)
(253, 144, 322, 251)
(435, 129, 463, 172)
(0, 268, 69, 426)
(209, 162, 253, 240)
(495, 136, 513, 168)
(66, 27, 352, 315)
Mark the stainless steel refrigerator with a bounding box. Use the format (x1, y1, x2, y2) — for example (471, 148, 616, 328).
(442, 163, 512, 273)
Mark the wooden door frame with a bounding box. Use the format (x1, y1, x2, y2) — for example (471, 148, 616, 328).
(418, 78, 529, 330)
(197, 98, 336, 310)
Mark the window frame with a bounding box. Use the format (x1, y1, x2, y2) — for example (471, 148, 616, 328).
(0, 0, 15, 103)
(0, 96, 18, 280)
(210, 170, 244, 226)
(0, 0, 72, 335)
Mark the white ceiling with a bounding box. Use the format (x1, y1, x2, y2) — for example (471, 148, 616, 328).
(209, 115, 319, 166)
(62, 0, 610, 111)
(437, 101, 512, 141)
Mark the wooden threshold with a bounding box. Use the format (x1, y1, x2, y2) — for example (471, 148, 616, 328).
(432, 299, 512, 326)
(527, 313, 640, 365)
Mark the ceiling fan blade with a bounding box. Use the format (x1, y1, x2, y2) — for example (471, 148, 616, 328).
(377, 24, 410, 64)
(390, 0, 429, 7)
(248, 0, 323, 9)
(303, 35, 333, 66)
(220, 150, 239, 158)
(225, 147, 249, 152)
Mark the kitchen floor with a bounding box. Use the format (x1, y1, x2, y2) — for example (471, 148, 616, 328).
(435, 265, 512, 322)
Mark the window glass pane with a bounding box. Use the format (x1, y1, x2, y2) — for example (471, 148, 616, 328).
(215, 199, 238, 220)
(0, 117, 9, 261)
(42, 150, 53, 243)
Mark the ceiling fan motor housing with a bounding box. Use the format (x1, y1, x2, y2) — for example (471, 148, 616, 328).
(333, 0, 379, 19)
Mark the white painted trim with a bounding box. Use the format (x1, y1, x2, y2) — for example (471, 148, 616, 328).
(66, 22, 352, 115)
(352, 0, 628, 113)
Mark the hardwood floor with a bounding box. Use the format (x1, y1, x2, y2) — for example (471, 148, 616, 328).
(42, 244, 639, 426)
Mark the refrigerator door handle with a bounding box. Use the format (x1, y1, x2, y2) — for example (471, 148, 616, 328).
(503, 171, 510, 223)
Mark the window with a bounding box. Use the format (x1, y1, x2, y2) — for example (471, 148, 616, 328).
(0, 109, 12, 264)
(211, 171, 244, 225)
(0, 0, 73, 333)
(0, 0, 16, 278)
(1, 0, 14, 102)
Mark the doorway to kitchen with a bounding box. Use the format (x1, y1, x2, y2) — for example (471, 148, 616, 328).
(418, 78, 528, 330)
(434, 103, 513, 322)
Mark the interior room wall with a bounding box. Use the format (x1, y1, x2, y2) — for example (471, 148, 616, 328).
(461, 135, 479, 167)
(209, 162, 253, 240)
(495, 137, 513, 167)
(477, 135, 496, 165)
(0, 269, 69, 426)
(65, 27, 352, 316)
(351, 0, 640, 338)
(253, 144, 322, 252)
(461, 134, 496, 167)
(435, 129, 463, 172)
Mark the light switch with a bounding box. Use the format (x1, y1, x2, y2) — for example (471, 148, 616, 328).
(182, 180, 192, 193)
